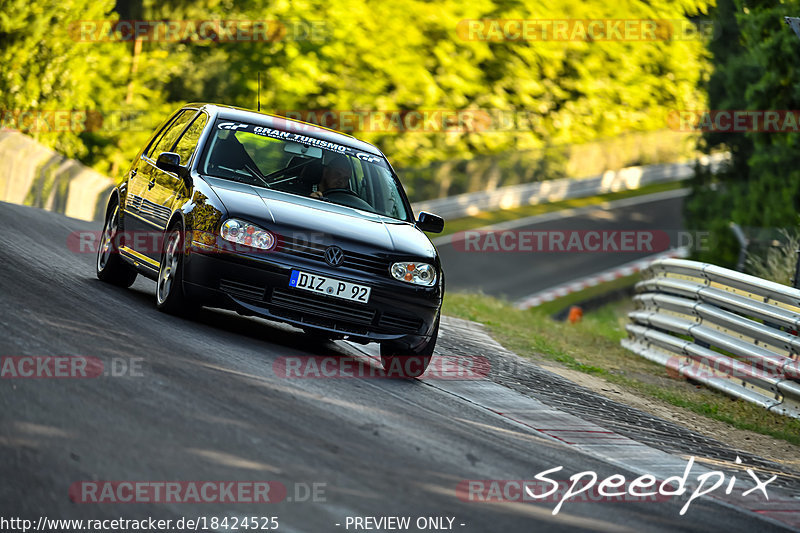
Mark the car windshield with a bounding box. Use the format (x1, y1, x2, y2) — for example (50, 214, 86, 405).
(199, 120, 409, 221)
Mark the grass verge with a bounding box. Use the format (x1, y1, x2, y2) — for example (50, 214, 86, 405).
(442, 291, 800, 446)
(435, 180, 685, 238)
(533, 273, 640, 316)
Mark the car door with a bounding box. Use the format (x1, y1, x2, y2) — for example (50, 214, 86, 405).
(135, 109, 198, 261)
(148, 111, 210, 257)
(124, 110, 192, 241)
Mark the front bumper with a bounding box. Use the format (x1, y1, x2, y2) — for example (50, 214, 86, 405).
(182, 244, 442, 344)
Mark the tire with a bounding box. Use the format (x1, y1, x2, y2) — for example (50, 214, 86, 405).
(380, 314, 439, 378)
(156, 222, 191, 314)
(96, 203, 137, 288)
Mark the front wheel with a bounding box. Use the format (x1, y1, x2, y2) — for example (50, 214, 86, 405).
(156, 223, 191, 314)
(96, 203, 137, 287)
(379, 314, 439, 378)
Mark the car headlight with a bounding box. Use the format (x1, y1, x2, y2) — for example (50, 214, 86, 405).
(220, 219, 276, 250)
(391, 262, 436, 286)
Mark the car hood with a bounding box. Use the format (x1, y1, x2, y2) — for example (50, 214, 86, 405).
(204, 177, 436, 258)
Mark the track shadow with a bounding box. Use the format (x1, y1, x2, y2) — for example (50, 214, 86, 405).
(90, 277, 354, 358)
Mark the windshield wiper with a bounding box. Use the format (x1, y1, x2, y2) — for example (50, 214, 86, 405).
(242, 163, 271, 188)
(262, 159, 317, 184)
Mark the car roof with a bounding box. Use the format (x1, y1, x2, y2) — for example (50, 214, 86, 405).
(189, 103, 385, 157)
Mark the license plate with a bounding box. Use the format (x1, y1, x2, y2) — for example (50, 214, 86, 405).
(288, 270, 371, 303)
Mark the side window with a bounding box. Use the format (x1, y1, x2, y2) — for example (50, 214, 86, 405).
(173, 113, 209, 165)
(144, 110, 185, 159)
(148, 110, 197, 160)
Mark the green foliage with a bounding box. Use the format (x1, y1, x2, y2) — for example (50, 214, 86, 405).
(0, 0, 129, 159)
(687, 0, 800, 266)
(745, 229, 799, 285)
(2, 0, 711, 192)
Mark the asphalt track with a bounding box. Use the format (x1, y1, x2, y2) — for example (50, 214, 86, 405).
(436, 190, 688, 302)
(0, 200, 796, 532)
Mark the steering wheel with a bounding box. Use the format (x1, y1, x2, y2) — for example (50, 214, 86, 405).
(323, 188, 360, 198)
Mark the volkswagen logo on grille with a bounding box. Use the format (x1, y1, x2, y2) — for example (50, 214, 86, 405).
(324, 246, 344, 267)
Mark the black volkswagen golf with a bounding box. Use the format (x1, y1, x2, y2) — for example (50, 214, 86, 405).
(96, 103, 445, 377)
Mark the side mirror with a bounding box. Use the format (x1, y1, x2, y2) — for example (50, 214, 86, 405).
(416, 211, 444, 234)
(156, 152, 187, 178)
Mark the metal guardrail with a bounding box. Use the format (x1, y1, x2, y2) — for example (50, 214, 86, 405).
(411, 153, 728, 220)
(621, 258, 800, 418)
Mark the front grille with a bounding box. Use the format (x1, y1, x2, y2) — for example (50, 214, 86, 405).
(269, 288, 376, 325)
(277, 238, 389, 276)
(278, 239, 324, 262)
(269, 307, 370, 336)
(220, 279, 266, 301)
(378, 312, 423, 333)
(343, 250, 389, 276)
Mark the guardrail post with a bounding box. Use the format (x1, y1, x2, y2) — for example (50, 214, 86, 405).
(729, 222, 749, 272)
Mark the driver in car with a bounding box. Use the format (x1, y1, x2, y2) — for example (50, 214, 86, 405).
(311, 155, 352, 199)
(310, 155, 374, 212)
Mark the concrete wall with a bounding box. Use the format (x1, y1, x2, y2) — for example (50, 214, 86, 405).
(0, 131, 115, 221)
(411, 153, 727, 220)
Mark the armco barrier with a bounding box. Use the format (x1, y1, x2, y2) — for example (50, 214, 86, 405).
(411, 153, 728, 220)
(621, 258, 800, 418)
(0, 131, 113, 221)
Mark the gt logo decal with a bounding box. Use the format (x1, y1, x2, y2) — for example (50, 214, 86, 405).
(217, 122, 249, 130)
(356, 152, 381, 164)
